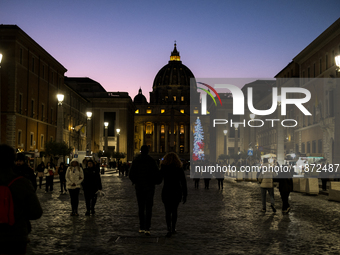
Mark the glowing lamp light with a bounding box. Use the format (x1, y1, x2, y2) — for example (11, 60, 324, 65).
(57, 94, 64, 105)
(104, 122, 109, 128)
(335, 55, 340, 70)
(86, 111, 92, 119)
(0, 53, 3, 64)
(116, 128, 120, 134)
(250, 113, 255, 120)
(223, 130, 228, 135)
(234, 123, 239, 130)
(277, 95, 281, 106)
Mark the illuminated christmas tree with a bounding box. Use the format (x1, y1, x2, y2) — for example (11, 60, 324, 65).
(193, 117, 205, 161)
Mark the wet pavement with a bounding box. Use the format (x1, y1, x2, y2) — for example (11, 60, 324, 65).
(27, 172, 340, 255)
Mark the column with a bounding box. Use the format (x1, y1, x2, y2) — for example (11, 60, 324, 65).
(176, 123, 180, 153)
(152, 123, 156, 152)
(157, 123, 160, 153)
(165, 124, 169, 152)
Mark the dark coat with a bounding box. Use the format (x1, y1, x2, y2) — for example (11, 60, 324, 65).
(275, 171, 293, 192)
(58, 165, 67, 181)
(129, 154, 160, 191)
(161, 164, 187, 204)
(82, 166, 102, 193)
(0, 171, 43, 244)
(13, 163, 37, 191)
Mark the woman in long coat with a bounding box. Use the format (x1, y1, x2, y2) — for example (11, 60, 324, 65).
(160, 152, 187, 237)
(66, 158, 84, 216)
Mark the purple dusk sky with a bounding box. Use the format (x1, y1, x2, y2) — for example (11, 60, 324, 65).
(1, 1, 339, 101)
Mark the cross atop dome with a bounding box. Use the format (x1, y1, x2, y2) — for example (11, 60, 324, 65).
(170, 41, 181, 61)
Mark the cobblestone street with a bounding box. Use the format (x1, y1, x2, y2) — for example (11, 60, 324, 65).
(26, 172, 340, 255)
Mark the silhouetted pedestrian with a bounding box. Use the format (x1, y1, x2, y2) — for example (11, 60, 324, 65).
(14, 153, 37, 191)
(82, 159, 102, 215)
(58, 162, 67, 194)
(276, 167, 293, 214)
(0, 144, 43, 254)
(160, 152, 187, 237)
(36, 161, 45, 189)
(258, 159, 277, 213)
(44, 162, 55, 193)
(129, 145, 161, 236)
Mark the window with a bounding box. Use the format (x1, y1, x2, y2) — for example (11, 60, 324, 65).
(161, 109, 165, 113)
(161, 125, 165, 133)
(20, 48, 23, 64)
(326, 55, 328, 70)
(40, 134, 44, 149)
(193, 110, 198, 114)
(41, 104, 44, 121)
(301, 143, 305, 153)
(135, 109, 139, 114)
(312, 140, 316, 153)
(146, 124, 152, 134)
(181, 96, 184, 101)
(50, 108, 53, 124)
(146, 109, 152, 114)
(42, 65, 45, 79)
(307, 142, 310, 153)
(31, 99, 34, 117)
(30, 133, 34, 147)
(173, 96, 176, 101)
(180, 109, 184, 114)
(180, 125, 184, 134)
(318, 139, 322, 153)
(19, 94, 23, 114)
(295, 144, 299, 154)
(32, 58, 35, 72)
(332, 50, 335, 66)
(319, 59, 322, 74)
(313, 63, 316, 77)
(165, 96, 168, 101)
(18, 130, 22, 146)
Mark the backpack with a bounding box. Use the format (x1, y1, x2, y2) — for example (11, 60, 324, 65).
(0, 176, 23, 226)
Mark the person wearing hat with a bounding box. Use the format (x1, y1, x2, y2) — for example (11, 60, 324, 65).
(14, 153, 37, 191)
(82, 159, 102, 215)
(65, 158, 84, 216)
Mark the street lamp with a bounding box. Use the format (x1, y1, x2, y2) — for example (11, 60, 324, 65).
(104, 122, 109, 152)
(335, 55, 340, 71)
(86, 111, 92, 156)
(116, 128, 120, 153)
(234, 123, 239, 155)
(56, 94, 64, 143)
(277, 93, 284, 165)
(223, 129, 228, 155)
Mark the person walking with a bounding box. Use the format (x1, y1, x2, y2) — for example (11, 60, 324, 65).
(0, 144, 43, 254)
(276, 166, 293, 214)
(58, 162, 67, 194)
(14, 153, 37, 191)
(82, 159, 102, 216)
(160, 152, 187, 237)
(129, 145, 161, 236)
(216, 170, 225, 190)
(36, 161, 45, 189)
(258, 158, 277, 213)
(66, 158, 84, 216)
(44, 162, 55, 193)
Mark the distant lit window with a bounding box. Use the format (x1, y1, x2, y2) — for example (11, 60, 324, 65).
(146, 124, 152, 134)
(41, 134, 44, 149)
(180, 125, 184, 134)
(30, 133, 34, 147)
(161, 125, 165, 133)
(165, 96, 168, 101)
(135, 109, 139, 114)
(194, 110, 198, 114)
(180, 109, 184, 114)
(173, 96, 177, 101)
(161, 109, 165, 113)
(181, 96, 184, 101)
(146, 109, 152, 114)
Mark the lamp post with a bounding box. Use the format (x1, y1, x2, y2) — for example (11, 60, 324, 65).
(104, 122, 109, 152)
(276, 95, 284, 165)
(0, 53, 2, 143)
(234, 123, 239, 155)
(116, 128, 120, 153)
(56, 94, 64, 143)
(249, 113, 255, 149)
(223, 129, 228, 155)
(334, 55, 340, 165)
(86, 111, 92, 156)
